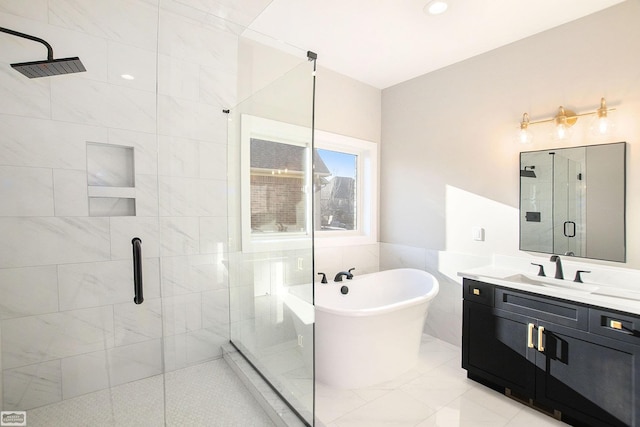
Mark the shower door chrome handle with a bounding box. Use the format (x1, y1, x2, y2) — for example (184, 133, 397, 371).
(132, 237, 144, 304)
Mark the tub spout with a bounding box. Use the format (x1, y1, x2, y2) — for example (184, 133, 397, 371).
(334, 269, 354, 282)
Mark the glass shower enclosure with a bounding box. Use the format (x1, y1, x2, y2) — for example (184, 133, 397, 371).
(0, 2, 315, 426)
(227, 36, 317, 425)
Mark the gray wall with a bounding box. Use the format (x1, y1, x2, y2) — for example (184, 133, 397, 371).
(380, 1, 640, 345)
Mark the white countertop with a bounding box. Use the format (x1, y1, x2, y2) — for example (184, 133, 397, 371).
(459, 265, 640, 316)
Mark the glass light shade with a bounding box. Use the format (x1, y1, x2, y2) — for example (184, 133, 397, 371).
(517, 127, 533, 144)
(556, 124, 569, 139)
(552, 107, 575, 141)
(553, 118, 574, 140)
(590, 115, 614, 136)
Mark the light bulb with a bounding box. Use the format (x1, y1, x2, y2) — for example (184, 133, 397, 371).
(518, 128, 533, 144)
(552, 106, 574, 141)
(593, 116, 612, 135)
(556, 124, 569, 139)
(517, 113, 533, 144)
(589, 98, 614, 136)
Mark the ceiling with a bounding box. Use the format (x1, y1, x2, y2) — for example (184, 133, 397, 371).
(248, 0, 626, 89)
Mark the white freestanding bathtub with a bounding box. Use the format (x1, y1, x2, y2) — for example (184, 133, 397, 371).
(314, 268, 439, 389)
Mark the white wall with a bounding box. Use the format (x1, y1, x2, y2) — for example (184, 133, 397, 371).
(380, 1, 640, 345)
(236, 38, 381, 143)
(232, 38, 382, 278)
(315, 66, 382, 276)
(316, 67, 381, 144)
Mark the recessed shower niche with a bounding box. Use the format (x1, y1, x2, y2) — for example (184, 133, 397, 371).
(86, 142, 136, 216)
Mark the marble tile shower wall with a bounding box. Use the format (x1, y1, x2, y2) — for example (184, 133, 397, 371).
(0, 0, 237, 411)
(314, 244, 380, 280)
(520, 152, 553, 253)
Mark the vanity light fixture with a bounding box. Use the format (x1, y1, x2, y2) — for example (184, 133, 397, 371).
(519, 97, 615, 143)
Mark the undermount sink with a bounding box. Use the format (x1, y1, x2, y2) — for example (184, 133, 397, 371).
(502, 273, 599, 293)
(497, 273, 640, 302)
(591, 288, 640, 301)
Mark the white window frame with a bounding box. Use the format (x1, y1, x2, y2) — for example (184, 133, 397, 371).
(241, 114, 378, 252)
(313, 130, 378, 248)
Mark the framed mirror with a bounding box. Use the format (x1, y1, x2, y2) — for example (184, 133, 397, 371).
(519, 142, 626, 262)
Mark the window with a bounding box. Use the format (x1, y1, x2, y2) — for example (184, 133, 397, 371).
(313, 130, 377, 247)
(250, 138, 308, 234)
(315, 149, 357, 231)
(241, 115, 377, 252)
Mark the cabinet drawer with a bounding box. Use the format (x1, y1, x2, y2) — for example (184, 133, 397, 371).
(463, 279, 494, 306)
(495, 288, 588, 330)
(589, 308, 640, 345)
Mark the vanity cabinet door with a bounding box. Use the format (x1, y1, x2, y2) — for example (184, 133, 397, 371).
(536, 321, 639, 427)
(462, 278, 640, 426)
(463, 301, 536, 398)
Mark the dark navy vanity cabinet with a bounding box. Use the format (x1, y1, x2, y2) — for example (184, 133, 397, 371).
(462, 278, 640, 426)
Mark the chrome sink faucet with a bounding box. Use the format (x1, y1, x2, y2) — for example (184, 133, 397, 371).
(550, 255, 563, 280)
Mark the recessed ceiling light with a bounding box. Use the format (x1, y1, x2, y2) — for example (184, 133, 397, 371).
(120, 74, 135, 80)
(424, 1, 448, 15)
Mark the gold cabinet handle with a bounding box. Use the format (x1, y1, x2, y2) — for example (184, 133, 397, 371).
(527, 323, 535, 348)
(610, 320, 623, 330)
(538, 326, 545, 352)
(472, 288, 480, 295)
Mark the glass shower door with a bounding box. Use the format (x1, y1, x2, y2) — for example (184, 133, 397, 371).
(0, 1, 168, 424)
(553, 149, 586, 257)
(2, 2, 302, 425)
(227, 38, 316, 425)
(0, 2, 235, 425)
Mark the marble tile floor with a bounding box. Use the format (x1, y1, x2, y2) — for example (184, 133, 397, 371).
(314, 334, 567, 427)
(22, 358, 275, 427)
(19, 335, 570, 427)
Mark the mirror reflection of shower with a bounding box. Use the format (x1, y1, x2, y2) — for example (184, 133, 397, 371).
(520, 143, 626, 262)
(520, 165, 536, 178)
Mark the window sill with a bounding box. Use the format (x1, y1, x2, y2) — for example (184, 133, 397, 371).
(314, 234, 377, 248)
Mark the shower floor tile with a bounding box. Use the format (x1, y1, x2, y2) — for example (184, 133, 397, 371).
(164, 359, 276, 426)
(317, 334, 568, 427)
(22, 359, 274, 427)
